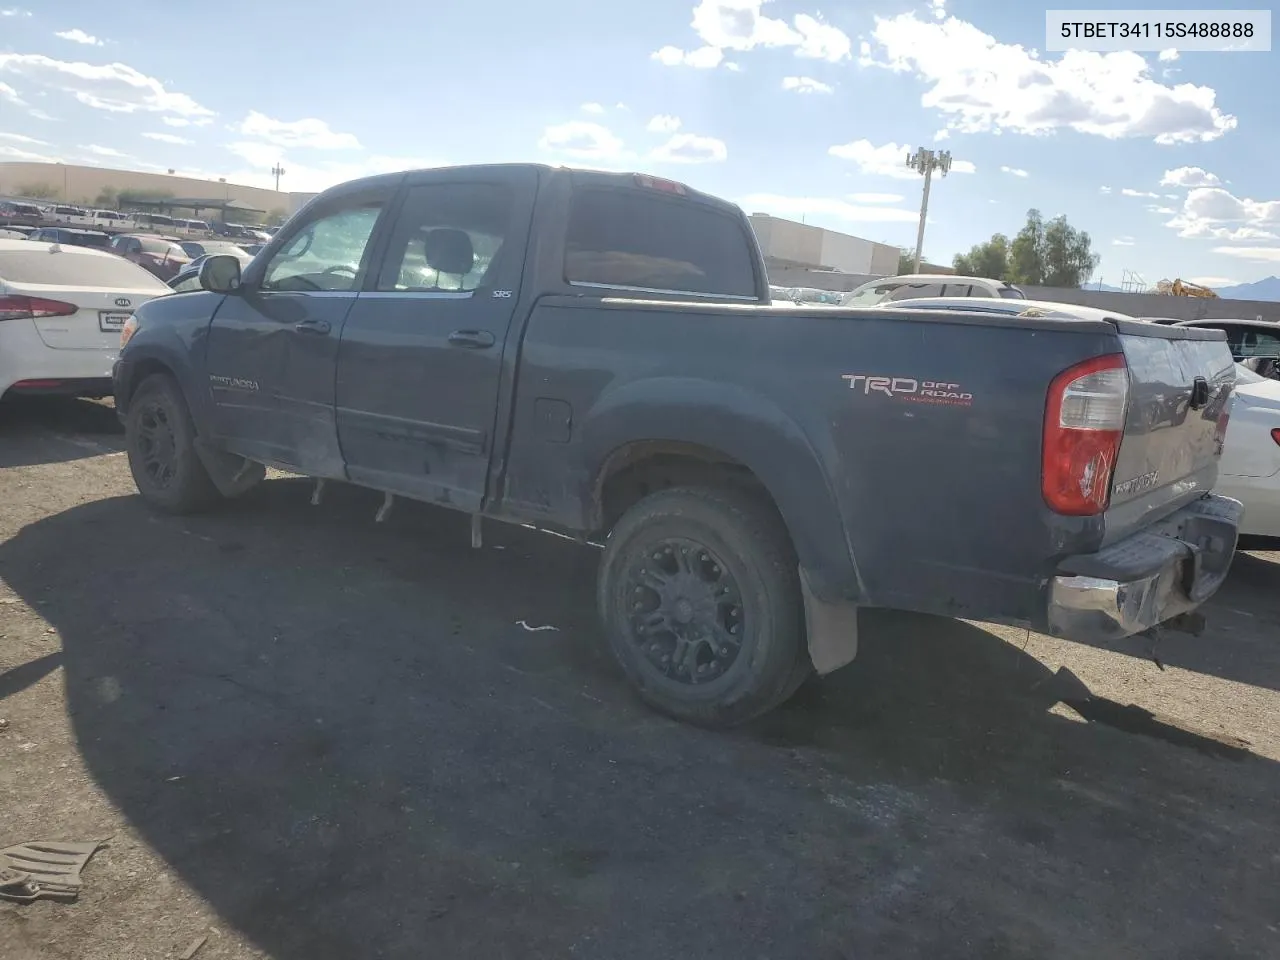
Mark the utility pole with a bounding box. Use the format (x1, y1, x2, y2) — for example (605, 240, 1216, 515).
(905, 147, 952, 274)
(271, 163, 286, 192)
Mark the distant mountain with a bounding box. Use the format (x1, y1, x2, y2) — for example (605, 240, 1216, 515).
(1215, 276, 1280, 302)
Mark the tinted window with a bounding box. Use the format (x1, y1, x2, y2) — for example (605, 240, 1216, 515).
(376, 183, 512, 293)
(564, 188, 756, 297)
(262, 201, 382, 293)
(138, 238, 185, 257)
(997, 286, 1026, 299)
(942, 283, 973, 297)
(842, 281, 903, 306)
(1218, 326, 1280, 357)
(887, 282, 947, 301)
(0, 248, 171, 289)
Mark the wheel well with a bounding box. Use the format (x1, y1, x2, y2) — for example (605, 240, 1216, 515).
(596, 441, 784, 533)
(123, 358, 176, 407)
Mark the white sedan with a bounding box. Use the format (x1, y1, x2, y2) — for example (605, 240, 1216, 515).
(1216, 362, 1280, 538)
(0, 238, 171, 400)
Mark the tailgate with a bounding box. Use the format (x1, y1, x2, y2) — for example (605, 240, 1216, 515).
(1105, 320, 1236, 542)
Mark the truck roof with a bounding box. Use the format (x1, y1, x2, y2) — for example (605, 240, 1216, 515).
(325, 163, 742, 215)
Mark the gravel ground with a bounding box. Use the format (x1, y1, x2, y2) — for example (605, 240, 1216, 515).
(1, 396, 1279, 960)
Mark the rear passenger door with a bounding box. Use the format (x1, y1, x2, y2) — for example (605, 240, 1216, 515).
(335, 167, 537, 511)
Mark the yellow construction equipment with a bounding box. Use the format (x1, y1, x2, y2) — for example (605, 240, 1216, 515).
(1155, 278, 1218, 298)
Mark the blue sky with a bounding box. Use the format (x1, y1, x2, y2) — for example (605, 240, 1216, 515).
(1, 0, 1277, 286)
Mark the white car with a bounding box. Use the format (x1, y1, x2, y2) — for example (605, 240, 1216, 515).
(839, 273, 1025, 307)
(0, 238, 172, 400)
(1216, 362, 1280, 538)
(880, 296, 1280, 536)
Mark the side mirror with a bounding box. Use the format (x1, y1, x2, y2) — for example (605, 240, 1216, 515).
(199, 254, 242, 293)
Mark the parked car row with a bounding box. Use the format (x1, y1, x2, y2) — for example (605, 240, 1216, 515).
(0, 198, 280, 242)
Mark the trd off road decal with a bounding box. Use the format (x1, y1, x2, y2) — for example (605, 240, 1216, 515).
(841, 374, 973, 408)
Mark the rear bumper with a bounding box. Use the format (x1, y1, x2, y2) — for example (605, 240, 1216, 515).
(1046, 494, 1242, 642)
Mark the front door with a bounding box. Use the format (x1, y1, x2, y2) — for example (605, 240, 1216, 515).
(335, 170, 536, 511)
(204, 186, 392, 475)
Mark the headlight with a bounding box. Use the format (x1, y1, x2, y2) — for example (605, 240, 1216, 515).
(120, 313, 139, 349)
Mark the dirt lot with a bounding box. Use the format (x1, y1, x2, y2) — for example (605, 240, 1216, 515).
(1, 397, 1279, 960)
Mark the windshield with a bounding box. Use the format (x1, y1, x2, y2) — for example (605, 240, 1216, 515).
(1235, 362, 1267, 384)
(840, 282, 902, 307)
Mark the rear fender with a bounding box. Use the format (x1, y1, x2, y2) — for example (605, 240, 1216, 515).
(580, 377, 864, 672)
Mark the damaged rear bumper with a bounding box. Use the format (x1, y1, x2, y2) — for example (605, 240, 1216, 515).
(1046, 494, 1242, 642)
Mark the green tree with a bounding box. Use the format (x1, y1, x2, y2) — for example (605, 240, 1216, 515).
(1004, 209, 1099, 289)
(952, 233, 1010, 280)
(17, 182, 59, 199)
(94, 186, 119, 208)
(266, 206, 287, 226)
(897, 250, 917, 274)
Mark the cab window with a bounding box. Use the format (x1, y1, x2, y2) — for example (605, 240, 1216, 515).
(261, 202, 383, 293)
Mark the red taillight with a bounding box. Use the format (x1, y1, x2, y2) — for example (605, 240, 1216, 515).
(0, 295, 78, 322)
(634, 173, 688, 196)
(1042, 353, 1129, 516)
(1271, 428, 1280, 447)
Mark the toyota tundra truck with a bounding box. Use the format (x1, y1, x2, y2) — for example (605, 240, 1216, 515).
(112, 163, 1243, 726)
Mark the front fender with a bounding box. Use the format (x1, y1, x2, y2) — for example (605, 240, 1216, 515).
(116, 291, 222, 432)
(578, 376, 864, 604)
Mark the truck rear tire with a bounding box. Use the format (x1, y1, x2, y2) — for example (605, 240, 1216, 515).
(124, 373, 222, 515)
(598, 486, 812, 727)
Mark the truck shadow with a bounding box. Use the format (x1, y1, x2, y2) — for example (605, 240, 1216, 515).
(0, 396, 123, 467)
(1, 480, 1277, 958)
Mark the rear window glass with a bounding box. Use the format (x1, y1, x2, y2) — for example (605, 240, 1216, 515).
(998, 286, 1026, 299)
(0, 248, 170, 289)
(564, 187, 756, 297)
(138, 238, 184, 256)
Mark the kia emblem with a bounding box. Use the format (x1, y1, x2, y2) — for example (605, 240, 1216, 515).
(114, 297, 132, 307)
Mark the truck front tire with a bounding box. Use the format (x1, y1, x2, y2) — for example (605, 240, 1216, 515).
(597, 486, 813, 727)
(124, 373, 222, 515)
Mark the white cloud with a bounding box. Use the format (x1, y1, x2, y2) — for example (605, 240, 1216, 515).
(82, 144, 130, 158)
(858, 13, 1236, 144)
(1112, 236, 1135, 246)
(829, 139, 975, 178)
(143, 131, 192, 145)
(0, 131, 47, 145)
(1146, 204, 1178, 215)
(649, 133, 728, 164)
(646, 114, 682, 134)
(1158, 49, 1179, 62)
(1188, 276, 1236, 286)
(741, 193, 918, 223)
(651, 44, 724, 68)
(1165, 185, 1280, 241)
(1, 7, 31, 15)
(55, 29, 103, 46)
(1211, 247, 1280, 263)
(0, 54, 213, 117)
(1099, 186, 1112, 194)
(538, 121, 627, 162)
(1160, 166, 1221, 188)
(782, 76, 833, 94)
(580, 102, 605, 114)
(1122, 188, 1159, 198)
(163, 116, 212, 128)
(654, 1, 851, 70)
(929, 0, 947, 19)
(849, 192, 904, 203)
(236, 111, 360, 150)
(0, 144, 58, 162)
(1000, 165, 1029, 177)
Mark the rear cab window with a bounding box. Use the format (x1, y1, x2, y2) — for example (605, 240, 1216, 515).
(564, 186, 757, 299)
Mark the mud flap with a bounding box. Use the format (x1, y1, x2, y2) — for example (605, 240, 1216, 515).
(194, 439, 266, 498)
(799, 567, 859, 675)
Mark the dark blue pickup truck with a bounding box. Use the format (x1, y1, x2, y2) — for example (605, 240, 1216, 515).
(113, 163, 1243, 726)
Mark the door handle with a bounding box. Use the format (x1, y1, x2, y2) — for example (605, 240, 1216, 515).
(447, 329, 495, 349)
(294, 318, 331, 335)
